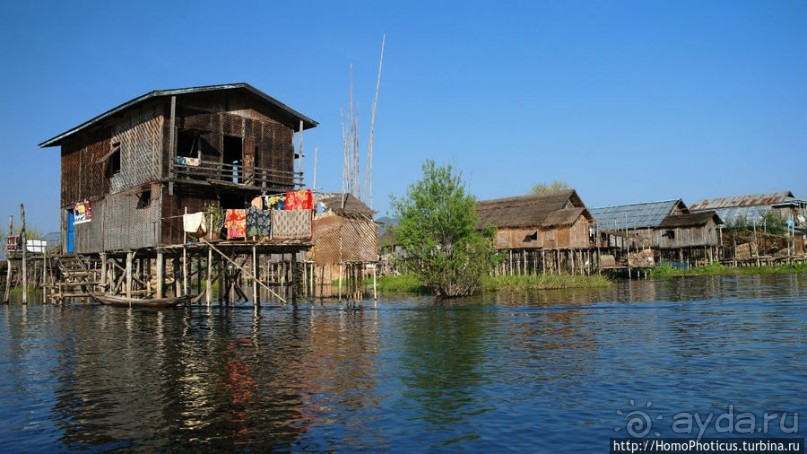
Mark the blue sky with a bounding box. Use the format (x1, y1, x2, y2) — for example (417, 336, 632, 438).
(1, 0, 805, 233)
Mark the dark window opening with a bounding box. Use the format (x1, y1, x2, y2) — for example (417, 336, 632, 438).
(177, 131, 199, 159)
(107, 142, 121, 177)
(663, 230, 675, 239)
(137, 190, 151, 209)
(223, 135, 243, 183)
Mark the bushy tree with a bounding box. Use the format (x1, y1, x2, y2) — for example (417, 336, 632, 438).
(529, 179, 570, 194)
(390, 161, 498, 298)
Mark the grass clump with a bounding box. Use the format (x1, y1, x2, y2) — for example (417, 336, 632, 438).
(480, 274, 612, 291)
(651, 261, 807, 278)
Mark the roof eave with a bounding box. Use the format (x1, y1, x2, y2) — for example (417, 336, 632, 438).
(39, 83, 318, 148)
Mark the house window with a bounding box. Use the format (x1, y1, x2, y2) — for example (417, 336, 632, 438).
(177, 130, 199, 159)
(107, 142, 121, 177)
(137, 190, 151, 209)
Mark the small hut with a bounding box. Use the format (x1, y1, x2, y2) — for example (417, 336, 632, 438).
(476, 190, 596, 274)
(305, 193, 377, 297)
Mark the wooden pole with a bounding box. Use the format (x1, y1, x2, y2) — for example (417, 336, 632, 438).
(42, 245, 48, 301)
(252, 245, 258, 305)
(338, 263, 343, 301)
(183, 209, 188, 296)
(3, 216, 11, 303)
(156, 251, 164, 299)
(373, 264, 377, 300)
(125, 251, 133, 299)
(21, 204, 27, 304)
(206, 247, 212, 306)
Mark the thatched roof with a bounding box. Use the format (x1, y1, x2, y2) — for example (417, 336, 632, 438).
(316, 193, 375, 218)
(660, 211, 722, 228)
(476, 190, 591, 228)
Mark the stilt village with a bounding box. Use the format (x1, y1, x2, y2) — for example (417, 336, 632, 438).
(2, 83, 806, 306)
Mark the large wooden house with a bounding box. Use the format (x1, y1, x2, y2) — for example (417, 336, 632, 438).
(476, 190, 596, 274)
(39, 83, 318, 302)
(40, 83, 317, 254)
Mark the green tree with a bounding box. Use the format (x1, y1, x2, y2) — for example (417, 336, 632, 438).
(390, 160, 498, 298)
(529, 179, 570, 194)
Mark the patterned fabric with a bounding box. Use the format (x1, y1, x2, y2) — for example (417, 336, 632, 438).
(285, 189, 313, 210)
(246, 207, 271, 237)
(271, 210, 312, 240)
(225, 209, 247, 239)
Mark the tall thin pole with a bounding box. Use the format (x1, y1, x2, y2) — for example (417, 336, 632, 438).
(312, 147, 318, 191)
(364, 34, 385, 209)
(3, 216, 12, 303)
(20, 204, 27, 305)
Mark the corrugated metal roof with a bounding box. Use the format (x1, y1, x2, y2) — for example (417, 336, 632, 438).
(40, 83, 318, 148)
(689, 191, 795, 211)
(711, 206, 771, 226)
(590, 200, 688, 230)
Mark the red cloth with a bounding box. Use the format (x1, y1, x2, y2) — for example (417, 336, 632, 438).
(225, 209, 247, 239)
(285, 189, 313, 210)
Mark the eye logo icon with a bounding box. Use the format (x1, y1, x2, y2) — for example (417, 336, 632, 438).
(615, 400, 663, 438)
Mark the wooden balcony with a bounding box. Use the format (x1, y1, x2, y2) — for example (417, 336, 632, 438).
(171, 160, 302, 192)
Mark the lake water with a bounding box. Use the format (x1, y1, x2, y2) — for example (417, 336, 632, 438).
(1, 274, 805, 452)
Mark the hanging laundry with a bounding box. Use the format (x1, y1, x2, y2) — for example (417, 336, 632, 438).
(246, 206, 271, 237)
(276, 199, 285, 210)
(183, 212, 207, 235)
(251, 196, 263, 209)
(225, 209, 247, 239)
(285, 189, 313, 210)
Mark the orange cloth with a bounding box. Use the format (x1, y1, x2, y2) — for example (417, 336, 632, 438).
(225, 209, 247, 239)
(285, 189, 313, 210)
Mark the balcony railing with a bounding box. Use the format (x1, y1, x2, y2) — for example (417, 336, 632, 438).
(172, 159, 303, 189)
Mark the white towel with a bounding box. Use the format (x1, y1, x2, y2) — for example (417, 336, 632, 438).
(183, 212, 207, 234)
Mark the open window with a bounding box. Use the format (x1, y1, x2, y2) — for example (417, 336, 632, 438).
(177, 130, 200, 159)
(136, 190, 151, 209)
(97, 142, 121, 177)
(223, 135, 243, 183)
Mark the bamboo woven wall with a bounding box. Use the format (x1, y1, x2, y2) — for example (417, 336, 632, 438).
(60, 130, 111, 207)
(307, 214, 378, 265)
(110, 105, 164, 193)
(494, 216, 592, 250)
(656, 221, 719, 249)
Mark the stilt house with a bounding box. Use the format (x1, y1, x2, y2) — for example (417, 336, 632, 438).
(476, 190, 596, 274)
(39, 83, 318, 302)
(590, 200, 722, 267)
(40, 83, 317, 253)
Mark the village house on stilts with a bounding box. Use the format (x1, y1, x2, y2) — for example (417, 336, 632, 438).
(590, 199, 722, 274)
(39, 83, 318, 305)
(475, 190, 598, 275)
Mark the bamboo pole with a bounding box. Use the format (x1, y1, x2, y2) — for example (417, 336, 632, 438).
(252, 245, 258, 305)
(21, 204, 27, 304)
(3, 216, 12, 303)
(206, 247, 212, 306)
(126, 252, 133, 299)
(156, 252, 164, 299)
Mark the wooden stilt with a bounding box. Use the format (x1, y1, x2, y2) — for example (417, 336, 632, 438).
(3, 216, 12, 303)
(206, 247, 212, 306)
(156, 252, 164, 299)
(252, 245, 258, 306)
(21, 204, 27, 304)
(126, 251, 133, 299)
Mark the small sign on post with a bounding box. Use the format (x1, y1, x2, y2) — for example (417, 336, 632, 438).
(6, 235, 20, 252)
